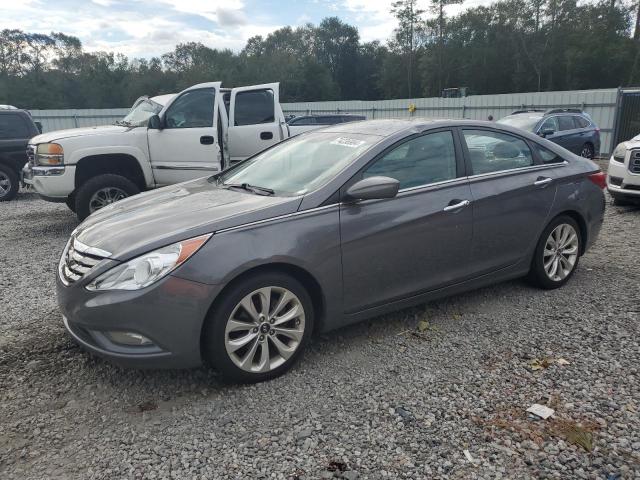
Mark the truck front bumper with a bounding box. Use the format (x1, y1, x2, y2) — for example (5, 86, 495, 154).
(22, 162, 74, 200)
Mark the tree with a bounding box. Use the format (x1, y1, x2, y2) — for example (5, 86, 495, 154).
(390, 0, 426, 97)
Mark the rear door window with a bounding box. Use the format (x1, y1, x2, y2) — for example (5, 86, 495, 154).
(532, 143, 565, 164)
(234, 89, 275, 126)
(0, 113, 29, 139)
(463, 129, 534, 175)
(574, 116, 590, 128)
(557, 116, 576, 131)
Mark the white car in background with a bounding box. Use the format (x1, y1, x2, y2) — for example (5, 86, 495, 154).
(607, 135, 640, 204)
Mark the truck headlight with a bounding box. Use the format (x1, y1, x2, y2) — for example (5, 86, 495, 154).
(612, 143, 627, 163)
(86, 234, 211, 291)
(36, 143, 64, 166)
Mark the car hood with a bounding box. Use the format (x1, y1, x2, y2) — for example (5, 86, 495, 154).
(30, 125, 132, 144)
(74, 178, 301, 261)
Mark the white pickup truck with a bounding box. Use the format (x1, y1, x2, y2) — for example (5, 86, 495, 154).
(23, 82, 290, 220)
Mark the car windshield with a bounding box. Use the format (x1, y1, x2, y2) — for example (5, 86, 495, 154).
(218, 132, 379, 196)
(120, 98, 163, 127)
(497, 115, 541, 131)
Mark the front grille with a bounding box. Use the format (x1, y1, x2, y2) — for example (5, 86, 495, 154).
(59, 238, 109, 285)
(630, 151, 640, 174)
(26, 145, 35, 166)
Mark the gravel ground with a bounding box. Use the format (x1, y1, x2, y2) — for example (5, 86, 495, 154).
(1, 187, 639, 480)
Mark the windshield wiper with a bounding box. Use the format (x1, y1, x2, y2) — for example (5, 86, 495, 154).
(114, 120, 132, 126)
(223, 182, 275, 196)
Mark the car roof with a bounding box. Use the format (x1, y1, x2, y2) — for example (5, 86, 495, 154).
(316, 118, 541, 138)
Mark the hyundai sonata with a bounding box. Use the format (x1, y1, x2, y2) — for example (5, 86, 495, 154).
(57, 119, 606, 382)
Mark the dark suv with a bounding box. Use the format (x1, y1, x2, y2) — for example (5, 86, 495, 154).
(0, 107, 41, 201)
(497, 108, 600, 159)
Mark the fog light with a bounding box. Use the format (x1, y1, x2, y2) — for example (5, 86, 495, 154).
(106, 331, 152, 346)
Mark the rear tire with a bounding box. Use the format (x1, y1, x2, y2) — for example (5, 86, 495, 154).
(528, 215, 582, 290)
(202, 272, 314, 383)
(75, 174, 140, 221)
(579, 143, 594, 159)
(0, 164, 19, 201)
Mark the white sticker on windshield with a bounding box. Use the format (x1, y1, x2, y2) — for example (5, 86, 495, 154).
(330, 137, 366, 148)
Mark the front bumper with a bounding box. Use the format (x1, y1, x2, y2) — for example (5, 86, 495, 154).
(22, 162, 74, 200)
(607, 157, 640, 198)
(58, 273, 220, 369)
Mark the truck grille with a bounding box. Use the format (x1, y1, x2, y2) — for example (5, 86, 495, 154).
(59, 237, 110, 285)
(630, 151, 640, 174)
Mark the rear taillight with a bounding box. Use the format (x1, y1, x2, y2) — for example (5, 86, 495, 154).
(588, 171, 607, 189)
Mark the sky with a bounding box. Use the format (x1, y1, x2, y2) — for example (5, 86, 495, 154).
(0, 0, 493, 59)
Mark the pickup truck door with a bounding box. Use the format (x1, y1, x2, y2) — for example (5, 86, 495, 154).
(148, 83, 222, 186)
(227, 83, 286, 166)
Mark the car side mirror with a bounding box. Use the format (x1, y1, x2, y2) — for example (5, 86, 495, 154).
(345, 176, 400, 201)
(148, 114, 162, 130)
(34, 121, 43, 134)
(540, 128, 555, 138)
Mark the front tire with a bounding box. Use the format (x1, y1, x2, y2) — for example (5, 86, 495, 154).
(74, 174, 140, 221)
(528, 215, 581, 290)
(0, 164, 19, 201)
(203, 272, 314, 383)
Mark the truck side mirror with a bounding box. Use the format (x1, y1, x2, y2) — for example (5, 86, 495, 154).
(34, 121, 43, 134)
(148, 115, 162, 130)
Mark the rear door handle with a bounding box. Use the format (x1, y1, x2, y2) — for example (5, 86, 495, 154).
(534, 177, 553, 187)
(200, 135, 214, 145)
(443, 199, 471, 212)
(260, 131, 274, 140)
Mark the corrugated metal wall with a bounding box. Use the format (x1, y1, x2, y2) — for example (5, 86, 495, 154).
(30, 88, 620, 153)
(281, 88, 619, 154)
(30, 108, 129, 133)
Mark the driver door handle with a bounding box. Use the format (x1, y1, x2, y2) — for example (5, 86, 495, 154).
(443, 199, 471, 212)
(534, 177, 553, 187)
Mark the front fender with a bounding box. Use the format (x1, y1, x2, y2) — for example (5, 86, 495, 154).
(67, 145, 154, 188)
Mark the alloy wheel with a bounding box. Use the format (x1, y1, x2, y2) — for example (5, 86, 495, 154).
(0, 171, 11, 199)
(543, 223, 579, 282)
(88, 187, 128, 212)
(580, 144, 593, 159)
(224, 286, 306, 373)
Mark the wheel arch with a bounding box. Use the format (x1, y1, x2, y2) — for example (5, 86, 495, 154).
(549, 210, 588, 255)
(199, 262, 327, 349)
(74, 153, 149, 191)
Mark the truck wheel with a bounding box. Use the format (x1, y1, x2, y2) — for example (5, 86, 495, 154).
(0, 164, 19, 201)
(75, 174, 140, 221)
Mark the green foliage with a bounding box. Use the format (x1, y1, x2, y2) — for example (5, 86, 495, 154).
(0, 0, 638, 109)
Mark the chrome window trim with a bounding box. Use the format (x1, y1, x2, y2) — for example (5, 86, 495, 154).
(397, 176, 468, 195)
(467, 161, 567, 181)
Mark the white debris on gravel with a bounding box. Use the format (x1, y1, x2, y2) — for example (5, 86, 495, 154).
(1, 190, 639, 479)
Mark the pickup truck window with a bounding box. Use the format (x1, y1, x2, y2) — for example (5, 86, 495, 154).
(235, 89, 275, 126)
(165, 89, 214, 129)
(0, 113, 29, 139)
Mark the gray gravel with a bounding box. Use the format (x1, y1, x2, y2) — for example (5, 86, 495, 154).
(1, 188, 639, 479)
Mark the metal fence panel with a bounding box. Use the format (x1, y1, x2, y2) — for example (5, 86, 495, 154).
(30, 108, 129, 133)
(282, 88, 619, 154)
(29, 88, 620, 154)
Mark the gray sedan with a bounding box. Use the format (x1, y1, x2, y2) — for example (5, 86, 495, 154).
(57, 119, 606, 382)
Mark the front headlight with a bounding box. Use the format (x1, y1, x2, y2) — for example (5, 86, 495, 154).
(36, 143, 64, 166)
(612, 143, 627, 163)
(86, 234, 211, 291)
